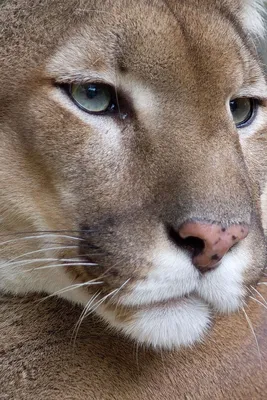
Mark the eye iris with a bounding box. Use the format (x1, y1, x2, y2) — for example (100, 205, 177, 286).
(70, 83, 112, 113)
(230, 98, 254, 128)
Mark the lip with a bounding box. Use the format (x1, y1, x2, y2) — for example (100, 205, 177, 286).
(145, 296, 190, 309)
(197, 260, 222, 273)
(115, 295, 191, 312)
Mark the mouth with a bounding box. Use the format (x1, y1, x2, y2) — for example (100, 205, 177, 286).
(134, 295, 190, 310)
(96, 293, 212, 350)
(72, 225, 265, 349)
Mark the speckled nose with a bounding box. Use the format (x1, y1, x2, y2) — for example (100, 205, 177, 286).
(178, 222, 249, 273)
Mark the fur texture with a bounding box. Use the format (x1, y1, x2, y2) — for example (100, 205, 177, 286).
(1, 0, 267, 351)
(242, 0, 267, 36)
(1, 283, 267, 399)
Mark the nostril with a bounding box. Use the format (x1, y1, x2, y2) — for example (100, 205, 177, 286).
(176, 220, 249, 272)
(168, 221, 249, 273)
(168, 227, 205, 257)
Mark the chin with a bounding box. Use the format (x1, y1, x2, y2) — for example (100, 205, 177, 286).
(96, 296, 211, 349)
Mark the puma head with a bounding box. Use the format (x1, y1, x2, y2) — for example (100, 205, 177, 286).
(1, 0, 267, 349)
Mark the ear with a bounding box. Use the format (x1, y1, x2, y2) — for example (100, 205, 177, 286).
(240, 0, 266, 37)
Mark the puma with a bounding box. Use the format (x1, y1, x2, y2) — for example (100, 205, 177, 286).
(1, 0, 267, 354)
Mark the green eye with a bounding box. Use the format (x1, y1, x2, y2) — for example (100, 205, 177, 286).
(229, 98, 257, 128)
(69, 83, 116, 114)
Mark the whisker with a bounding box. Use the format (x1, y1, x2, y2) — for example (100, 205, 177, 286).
(1, 258, 60, 267)
(23, 262, 97, 273)
(0, 234, 85, 247)
(71, 291, 102, 345)
(241, 306, 262, 369)
(250, 286, 267, 306)
(87, 257, 133, 284)
(0, 229, 96, 237)
(249, 295, 267, 311)
(1, 257, 86, 268)
(0, 246, 78, 268)
(72, 278, 131, 342)
(84, 288, 121, 317)
(85, 278, 131, 317)
(37, 280, 104, 303)
(35, 241, 101, 248)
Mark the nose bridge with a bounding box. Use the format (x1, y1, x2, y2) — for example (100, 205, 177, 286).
(156, 119, 254, 272)
(153, 115, 253, 226)
(193, 141, 247, 191)
(187, 146, 251, 224)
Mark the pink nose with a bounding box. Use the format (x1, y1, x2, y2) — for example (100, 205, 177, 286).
(178, 222, 249, 272)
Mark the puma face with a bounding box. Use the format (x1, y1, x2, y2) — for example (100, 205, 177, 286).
(1, 0, 267, 349)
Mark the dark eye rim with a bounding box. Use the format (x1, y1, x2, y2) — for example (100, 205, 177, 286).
(230, 97, 259, 129)
(67, 82, 119, 116)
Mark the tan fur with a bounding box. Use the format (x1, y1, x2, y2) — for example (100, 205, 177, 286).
(1, 0, 267, 395)
(1, 285, 267, 399)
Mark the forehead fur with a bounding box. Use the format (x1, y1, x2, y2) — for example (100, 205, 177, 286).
(165, 0, 266, 36)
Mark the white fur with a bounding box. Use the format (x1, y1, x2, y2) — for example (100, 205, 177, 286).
(119, 241, 199, 306)
(197, 248, 249, 313)
(99, 297, 211, 350)
(241, 0, 266, 37)
(105, 235, 251, 349)
(0, 231, 250, 349)
(0, 257, 91, 305)
(119, 232, 248, 314)
(120, 78, 157, 117)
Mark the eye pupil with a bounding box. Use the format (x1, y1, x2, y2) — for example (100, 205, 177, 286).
(86, 85, 98, 99)
(230, 100, 237, 113)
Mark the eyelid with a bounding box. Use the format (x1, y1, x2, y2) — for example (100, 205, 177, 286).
(52, 70, 116, 86)
(57, 81, 132, 120)
(54, 78, 115, 88)
(230, 97, 265, 110)
(233, 89, 267, 102)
